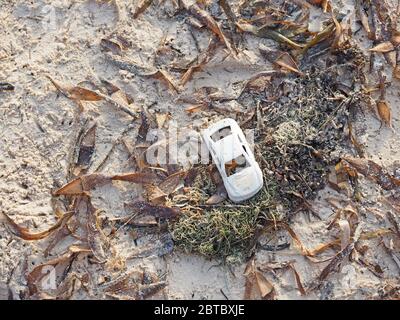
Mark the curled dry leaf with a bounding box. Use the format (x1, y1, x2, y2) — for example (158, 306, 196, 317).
(100, 39, 122, 55)
(74, 123, 96, 176)
(318, 225, 362, 282)
(259, 45, 301, 75)
(26, 248, 89, 296)
(342, 157, 400, 190)
(54, 172, 160, 196)
(243, 258, 274, 299)
(376, 100, 392, 128)
(355, 0, 373, 39)
(159, 170, 186, 195)
(112, 172, 160, 184)
(279, 222, 312, 256)
(308, 0, 331, 12)
(47, 76, 103, 102)
(145, 185, 167, 205)
(0, 211, 74, 241)
(369, 42, 395, 53)
(289, 263, 306, 296)
(54, 174, 111, 195)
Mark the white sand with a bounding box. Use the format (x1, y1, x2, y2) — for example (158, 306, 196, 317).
(0, 0, 399, 300)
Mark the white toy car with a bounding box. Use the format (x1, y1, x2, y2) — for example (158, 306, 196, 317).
(202, 118, 263, 203)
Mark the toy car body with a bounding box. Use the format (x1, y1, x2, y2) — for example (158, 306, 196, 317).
(202, 118, 263, 203)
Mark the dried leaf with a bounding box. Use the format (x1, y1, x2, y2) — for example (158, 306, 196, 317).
(274, 52, 302, 75)
(289, 264, 306, 295)
(343, 157, 400, 190)
(338, 219, 351, 250)
(155, 113, 170, 128)
(133, 0, 154, 19)
(145, 185, 167, 205)
(84, 197, 107, 263)
(356, 0, 373, 39)
(243, 258, 274, 299)
(254, 270, 274, 298)
(1, 211, 74, 241)
(74, 123, 96, 175)
(68, 86, 103, 101)
(181, 37, 219, 86)
(54, 174, 111, 195)
(184, 1, 233, 50)
(318, 225, 362, 281)
(26, 252, 77, 296)
(0, 82, 14, 91)
(280, 222, 311, 256)
(159, 171, 186, 195)
(236, 21, 303, 50)
(47, 76, 103, 102)
(391, 31, 400, 46)
(100, 39, 122, 55)
(376, 100, 392, 127)
(369, 42, 395, 53)
(112, 172, 160, 184)
(128, 201, 180, 219)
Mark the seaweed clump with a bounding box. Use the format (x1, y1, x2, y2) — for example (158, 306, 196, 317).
(171, 58, 366, 262)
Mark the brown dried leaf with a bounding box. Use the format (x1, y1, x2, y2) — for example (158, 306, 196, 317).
(128, 201, 180, 219)
(54, 174, 111, 195)
(84, 197, 107, 263)
(289, 264, 306, 295)
(100, 39, 122, 55)
(369, 42, 395, 53)
(26, 251, 79, 296)
(74, 123, 96, 175)
(279, 222, 311, 256)
(254, 270, 274, 298)
(343, 157, 400, 190)
(68, 86, 103, 101)
(243, 259, 274, 299)
(145, 185, 167, 205)
(393, 65, 400, 80)
(133, 0, 154, 19)
(356, 0, 373, 39)
(112, 172, 160, 184)
(376, 100, 392, 127)
(159, 171, 186, 195)
(185, 2, 232, 50)
(274, 52, 302, 75)
(1, 211, 74, 241)
(149, 70, 180, 93)
(47, 76, 103, 102)
(318, 225, 361, 281)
